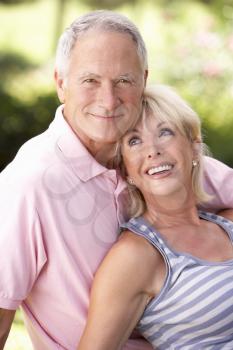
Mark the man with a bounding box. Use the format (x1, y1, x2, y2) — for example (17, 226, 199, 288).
(0, 10, 232, 350)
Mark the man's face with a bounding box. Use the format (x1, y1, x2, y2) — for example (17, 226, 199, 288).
(55, 30, 147, 154)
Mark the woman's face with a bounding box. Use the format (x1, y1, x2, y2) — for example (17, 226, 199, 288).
(121, 113, 197, 202)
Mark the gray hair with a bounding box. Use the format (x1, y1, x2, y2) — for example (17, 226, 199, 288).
(55, 10, 148, 77)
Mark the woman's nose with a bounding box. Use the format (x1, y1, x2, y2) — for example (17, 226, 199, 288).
(147, 150, 161, 159)
(146, 142, 162, 159)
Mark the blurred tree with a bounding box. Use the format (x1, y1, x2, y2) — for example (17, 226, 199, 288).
(0, 52, 36, 80)
(0, 89, 58, 171)
(0, 0, 37, 3)
(193, 0, 233, 22)
(0, 53, 58, 171)
(146, 0, 233, 166)
(82, 0, 137, 9)
(0, 0, 233, 171)
(53, 0, 66, 50)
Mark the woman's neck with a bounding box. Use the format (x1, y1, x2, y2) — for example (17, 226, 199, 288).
(143, 191, 200, 230)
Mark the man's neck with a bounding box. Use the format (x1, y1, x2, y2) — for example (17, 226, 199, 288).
(63, 112, 117, 168)
(90, 142, 117, 169)
(77, 134, 117, 168)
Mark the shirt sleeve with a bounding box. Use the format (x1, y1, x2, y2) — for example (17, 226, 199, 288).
(202, 156, 233, 211)
(0, 169, 47, 310)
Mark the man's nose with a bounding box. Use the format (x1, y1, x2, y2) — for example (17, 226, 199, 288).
(97, 82, 120, 111)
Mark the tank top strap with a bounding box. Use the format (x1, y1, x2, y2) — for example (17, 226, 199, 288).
(120, 216, 175, 266)
(121, 216, 163, 246)
(199, 211, 233, 242)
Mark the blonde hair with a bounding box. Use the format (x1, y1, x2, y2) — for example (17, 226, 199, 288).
(116, 84, 212, 217)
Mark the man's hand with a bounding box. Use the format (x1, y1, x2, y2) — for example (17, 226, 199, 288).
(0, 308, 16, 349)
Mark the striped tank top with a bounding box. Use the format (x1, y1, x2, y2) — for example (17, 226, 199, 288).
(121, 211, 233, 349)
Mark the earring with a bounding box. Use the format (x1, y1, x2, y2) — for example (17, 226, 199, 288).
(192, 160, 198, 167)
(127, 177, 135, 185)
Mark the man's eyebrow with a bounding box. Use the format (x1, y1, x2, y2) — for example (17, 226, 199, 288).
(77, 72, 100, 80)
(117, 73, 137, 81)
(118, 73, 135, 78)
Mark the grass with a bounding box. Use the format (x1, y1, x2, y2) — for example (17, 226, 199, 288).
(5, 310, 33, 350)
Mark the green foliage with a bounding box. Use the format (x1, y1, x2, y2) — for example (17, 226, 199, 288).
(0, 89, 58, 171)
(0, 0, 36, 4)
(0, 0, 233, 173)
(0, 52, 36, 79)
(144, 0, 233, 166)
(5, 310, 33, 350)
(0, 50, 58, 170)
(83, 0, 137, 9)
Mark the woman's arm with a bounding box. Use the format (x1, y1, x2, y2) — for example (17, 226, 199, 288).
(78, 231, 159, 350)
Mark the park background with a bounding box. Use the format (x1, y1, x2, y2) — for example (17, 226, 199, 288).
(0, 0, 233, 349)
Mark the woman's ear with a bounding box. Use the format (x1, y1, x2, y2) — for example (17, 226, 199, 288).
(192, 139, 202, 159)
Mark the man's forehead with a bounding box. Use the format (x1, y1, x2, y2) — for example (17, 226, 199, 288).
(77, 71, 140, 79)
(67, 30, 145, 77)
(73, 28, 135, 48)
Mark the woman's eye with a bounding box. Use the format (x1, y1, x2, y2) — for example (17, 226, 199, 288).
(159, 128, 174, 137)
(128, 137, 141, 146)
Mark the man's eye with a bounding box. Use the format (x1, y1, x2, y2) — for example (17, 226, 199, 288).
(117, 79, 131, 85)
(128, 137, 141, 146)
(159, 128, 174, 137)
(83, 78, 96, 84)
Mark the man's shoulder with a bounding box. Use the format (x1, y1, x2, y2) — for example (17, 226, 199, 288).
(0, 129, 72, 193)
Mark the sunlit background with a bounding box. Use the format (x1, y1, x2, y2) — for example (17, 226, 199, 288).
(1, 0, 233, 348)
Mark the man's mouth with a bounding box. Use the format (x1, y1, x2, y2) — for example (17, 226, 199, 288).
(146, 164, 173, 175)
(89, 113, 123, 119)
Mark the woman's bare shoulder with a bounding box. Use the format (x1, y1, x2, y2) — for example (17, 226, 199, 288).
(117, 229, 160, 259)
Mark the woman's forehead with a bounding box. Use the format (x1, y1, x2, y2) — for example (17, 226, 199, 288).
(136, 111, 174, 130)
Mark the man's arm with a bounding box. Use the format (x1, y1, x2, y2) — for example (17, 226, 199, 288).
(0, 308, 15, 349)
(203, 157, 233, 210)
(78, 232, 157, 350)
(218, 209, 233, 221)
(123, 337, 153, 350)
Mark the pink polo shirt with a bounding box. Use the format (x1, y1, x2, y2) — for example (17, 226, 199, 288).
(0, 106, 232, 349)
(0, 106, 152, 350)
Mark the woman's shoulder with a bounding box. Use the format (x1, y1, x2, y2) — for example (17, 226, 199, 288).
(118, 229, 156, 256)
(116, 230, 166, 298)
(116, 230, 163, 276)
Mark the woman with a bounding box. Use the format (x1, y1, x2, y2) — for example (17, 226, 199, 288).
(78, 85, 233, 349)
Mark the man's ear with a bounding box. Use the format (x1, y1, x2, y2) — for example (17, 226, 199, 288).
(144, 69, 148, 86)
(54, 70, 66, 103)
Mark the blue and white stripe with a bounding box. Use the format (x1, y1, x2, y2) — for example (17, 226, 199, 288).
(121, 211, 233, 349)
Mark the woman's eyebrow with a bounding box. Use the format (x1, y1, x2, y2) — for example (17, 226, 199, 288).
(156, 121, 165, 128)
(125, 128, 140, 135)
